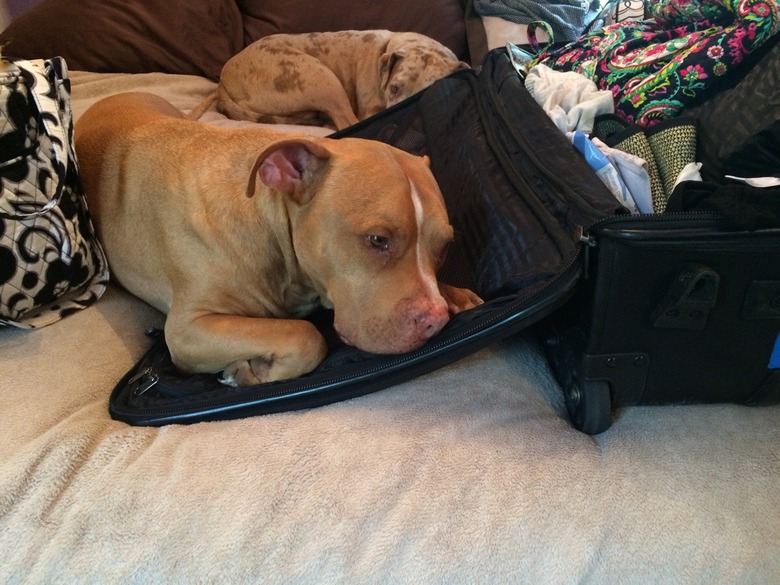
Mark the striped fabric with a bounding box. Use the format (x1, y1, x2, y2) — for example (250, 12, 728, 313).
(473, 0, 602, 42)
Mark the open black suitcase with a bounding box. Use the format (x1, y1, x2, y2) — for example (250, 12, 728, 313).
(108, 49, 780, 432)
(539, 212, 780, 434)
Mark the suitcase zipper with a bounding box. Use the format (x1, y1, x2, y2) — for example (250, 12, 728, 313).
(579, 211, 721, 276)
(579, 211, 780, 276)
(584, 211, 780, 243)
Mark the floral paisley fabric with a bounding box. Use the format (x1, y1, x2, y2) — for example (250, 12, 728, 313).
(536, 0, 780, 126)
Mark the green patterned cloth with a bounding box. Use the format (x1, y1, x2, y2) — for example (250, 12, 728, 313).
(536, 0, 780, 126)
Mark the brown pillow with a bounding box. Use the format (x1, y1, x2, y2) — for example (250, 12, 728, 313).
(237, 0, 469, 62)
(0, 0, 244, 80)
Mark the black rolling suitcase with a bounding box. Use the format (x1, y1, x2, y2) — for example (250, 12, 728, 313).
(540, 207, 780, 434)
(107, 49, 625, 425)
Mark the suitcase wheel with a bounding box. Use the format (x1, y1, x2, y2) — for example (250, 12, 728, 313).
(565, 379, 611, 435)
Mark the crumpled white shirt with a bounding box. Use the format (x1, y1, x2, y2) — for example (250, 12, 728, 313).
(525, 64, 615, 134)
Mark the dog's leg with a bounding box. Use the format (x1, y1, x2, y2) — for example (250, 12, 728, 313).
(438, 282, 484, 314)
(263, 56, 361, 129)
(312, 76, 361, 130)
(165, 312, 329, 386)
(220, 54, 360, 130)
(187, 91, 218, 120)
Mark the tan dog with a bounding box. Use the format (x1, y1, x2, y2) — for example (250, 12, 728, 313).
(75, 92, 482, 386)
(191, 30, 469, 130)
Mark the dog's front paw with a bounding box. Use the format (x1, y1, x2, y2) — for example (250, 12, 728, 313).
(219, 337, 328, 387)
(220, 357, 273, 387)
(438, 282, 483, 315)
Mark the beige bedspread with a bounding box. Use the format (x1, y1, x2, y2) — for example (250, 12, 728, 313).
(1, 71, 779, 584)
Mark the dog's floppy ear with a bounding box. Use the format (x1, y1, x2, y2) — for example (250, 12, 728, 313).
(246, 139, 331, 204)
(379, 51, 404, 90)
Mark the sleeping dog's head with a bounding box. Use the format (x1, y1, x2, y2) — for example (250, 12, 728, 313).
(249, 135, 480, 353)
(379, 32, 470, 108)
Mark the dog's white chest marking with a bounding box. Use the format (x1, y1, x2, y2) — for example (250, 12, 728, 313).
(409, 180, 440, 298)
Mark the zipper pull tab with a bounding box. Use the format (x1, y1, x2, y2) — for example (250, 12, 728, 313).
(579, 227, 597, 280)
(128, 368, 159, 397)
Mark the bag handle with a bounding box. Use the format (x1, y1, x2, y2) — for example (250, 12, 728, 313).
(0, 58, 70, 220)
(505, 21, 556, 75)
(526, 20, 555, 56)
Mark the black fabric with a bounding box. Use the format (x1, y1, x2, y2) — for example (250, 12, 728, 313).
(668, 181, 780, 231)
(338, 60, 624, 298)
(722, 119, 780, 180)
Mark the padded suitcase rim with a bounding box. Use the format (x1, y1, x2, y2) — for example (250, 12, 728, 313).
(108, 264, 582, 425)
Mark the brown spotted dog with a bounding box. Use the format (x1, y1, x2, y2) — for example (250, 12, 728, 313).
(189, 30, 469, 130)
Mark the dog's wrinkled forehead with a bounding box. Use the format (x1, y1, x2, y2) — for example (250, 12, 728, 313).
(395, 49, 454, 84)
(330, 142, 449, 229)
(382, 34, 464, 99)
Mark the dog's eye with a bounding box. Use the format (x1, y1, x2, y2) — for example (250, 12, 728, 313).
(390, 84, 400, 95)
(367, 234, 390, 250)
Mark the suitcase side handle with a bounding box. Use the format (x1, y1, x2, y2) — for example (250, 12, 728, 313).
(652, 263, 720, 330)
